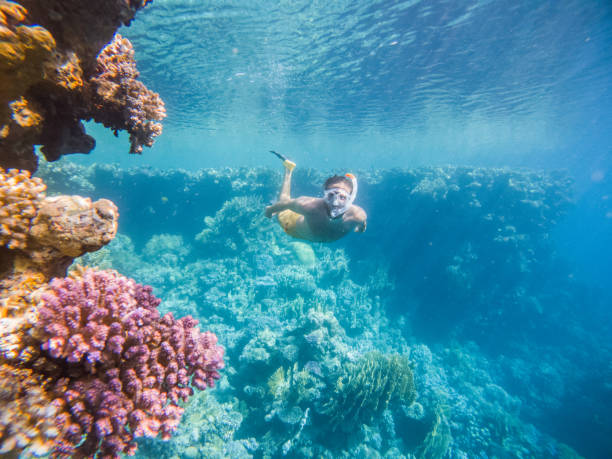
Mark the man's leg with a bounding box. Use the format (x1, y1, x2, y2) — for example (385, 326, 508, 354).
(279, 160, 296, 201)
(275, 156, 298, 235)
(270, 151, 296, 201)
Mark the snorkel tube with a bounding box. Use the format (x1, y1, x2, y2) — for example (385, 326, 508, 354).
(345, 173, 358, 207)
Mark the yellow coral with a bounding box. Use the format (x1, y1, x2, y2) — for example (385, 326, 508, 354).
(0, 0, 56, 129)
(0, 364, 62, 457)
(48, 51, 83, 90)
(9, 96, 42, 128)
(0, 271, 44, 319)
(0, 167, 46, 250)
(0, 1, 26, 26)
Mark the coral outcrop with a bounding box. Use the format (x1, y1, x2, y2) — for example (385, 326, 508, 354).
(0, 168, 224, 458)
(0, 167, 45, 250)
(88, 34, 165, 154)
(0, 166, 118, 280)
(323, 352, 416, 431)
(0, 0, 164, 172)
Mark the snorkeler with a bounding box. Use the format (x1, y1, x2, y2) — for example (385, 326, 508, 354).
(265, 151, 367, 242)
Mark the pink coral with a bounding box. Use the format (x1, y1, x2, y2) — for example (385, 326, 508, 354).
(34, 267, 224, 458)
(88, 34, 166, 154)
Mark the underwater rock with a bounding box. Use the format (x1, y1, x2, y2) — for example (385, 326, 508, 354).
(0, 167, 118, 279)
(290, 241, 316, 270)
(30, 195, 118, 258)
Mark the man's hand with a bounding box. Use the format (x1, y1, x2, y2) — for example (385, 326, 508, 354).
(265, 205, 275, 218)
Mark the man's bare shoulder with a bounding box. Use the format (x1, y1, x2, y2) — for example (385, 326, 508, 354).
(346, 204, 367, 221)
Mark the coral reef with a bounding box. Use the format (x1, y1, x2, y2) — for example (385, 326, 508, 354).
(0, 0, 164, 172)
(136, 391, 256, 459)
(0, 169, 224, 458)
(0, 166, 118, 281)
(39, 163, 596, 458)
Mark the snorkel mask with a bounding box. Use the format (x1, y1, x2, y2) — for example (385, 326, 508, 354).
(324, 173, 358, 219)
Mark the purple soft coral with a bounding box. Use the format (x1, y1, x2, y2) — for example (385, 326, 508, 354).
(35, 268, 224, 458)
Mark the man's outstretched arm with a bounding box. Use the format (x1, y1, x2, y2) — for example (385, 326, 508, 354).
(349, 207, 367, 232)
(265, 197, 317, 218)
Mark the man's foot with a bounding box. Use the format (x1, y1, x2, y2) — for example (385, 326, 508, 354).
(270, 150, 296, 171)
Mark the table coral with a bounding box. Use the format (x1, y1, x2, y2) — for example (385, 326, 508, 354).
(0, 0, 164, 172)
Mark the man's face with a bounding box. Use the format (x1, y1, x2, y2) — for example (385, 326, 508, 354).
(324, 182, 352, 217)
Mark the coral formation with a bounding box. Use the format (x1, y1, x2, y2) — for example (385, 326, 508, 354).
(31, 267, 224, 457)
(0, 167, 45, 250)
(0, 166, 118, 280)
(0, 364, 60, 457)
(0, 169, 224, 458)
(0, 0, 164, 172)
(417, 406, 452, 459)
(323, 352, 416, 431)
(88, 34, 165, 154)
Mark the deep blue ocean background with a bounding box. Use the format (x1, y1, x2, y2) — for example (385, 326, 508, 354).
(44, 0, 612, 457)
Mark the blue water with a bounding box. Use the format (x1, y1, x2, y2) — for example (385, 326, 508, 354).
(73, 0, 612, 172)
(54, 0, 612, 457)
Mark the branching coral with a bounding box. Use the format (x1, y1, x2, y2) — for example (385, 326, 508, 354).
(88, 34, 166, 154)
(27, 267, 224, 458)
(0, 0, 164, 171)
(323, 352, 416, 431)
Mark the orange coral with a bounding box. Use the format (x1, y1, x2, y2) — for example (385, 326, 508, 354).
(9, 96, 42, 128)
(49, 51, 83, 90)
(0, 1, 56, 113)
(0, 167, 46, 250)
(0, 364, 65, 457)
(0, 271, 63, 457)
